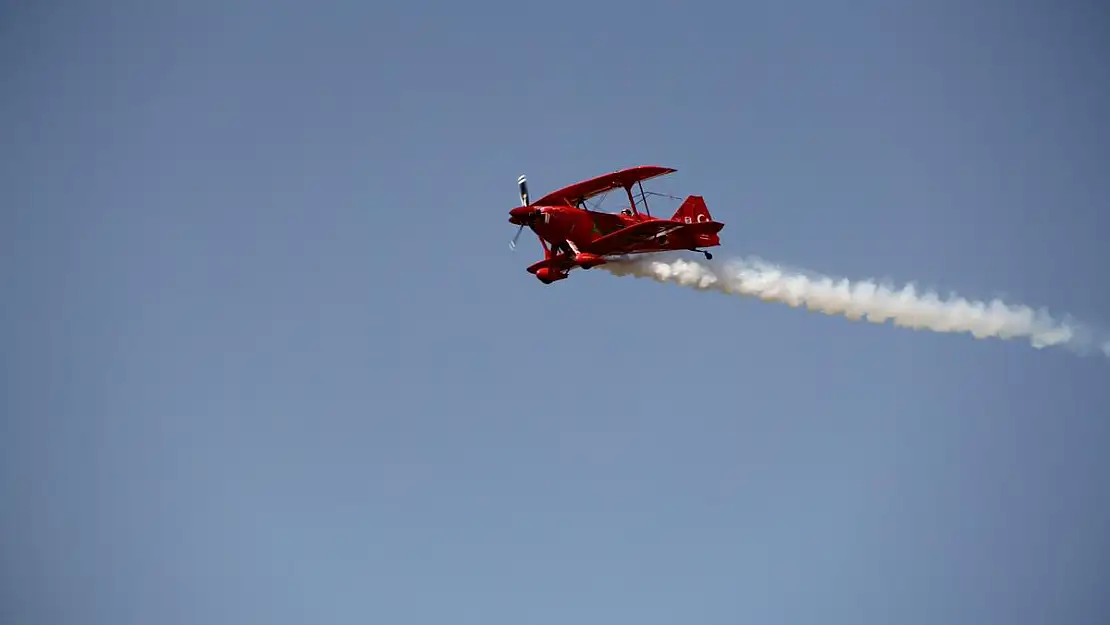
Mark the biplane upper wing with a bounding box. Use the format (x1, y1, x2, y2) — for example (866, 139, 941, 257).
(532, 165, 676, 206)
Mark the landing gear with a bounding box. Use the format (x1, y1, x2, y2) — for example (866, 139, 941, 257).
(690, 248, 713, 260)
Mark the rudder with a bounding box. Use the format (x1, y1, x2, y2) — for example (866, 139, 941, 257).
(671, 195, 713, 224)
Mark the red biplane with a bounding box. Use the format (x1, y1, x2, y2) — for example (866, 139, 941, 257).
(508, 165, 724, 284)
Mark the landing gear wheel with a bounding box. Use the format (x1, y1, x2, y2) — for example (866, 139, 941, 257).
(704, 251, 713, 260)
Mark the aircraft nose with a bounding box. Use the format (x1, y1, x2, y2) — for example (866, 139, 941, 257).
(509, 206, 538, 224)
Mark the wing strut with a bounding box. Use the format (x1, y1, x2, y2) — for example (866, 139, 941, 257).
(625, 184, 638, 216)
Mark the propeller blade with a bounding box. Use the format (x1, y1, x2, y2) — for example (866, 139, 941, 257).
(509, 224, 524, 250)
(518, 175, 530, 206)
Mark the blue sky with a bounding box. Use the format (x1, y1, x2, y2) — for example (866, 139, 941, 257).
(3, 1, 1109, 624)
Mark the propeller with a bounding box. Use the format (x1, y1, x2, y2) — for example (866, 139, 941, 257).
(509, 210, 543, 250)
(510, 174, 531, 250)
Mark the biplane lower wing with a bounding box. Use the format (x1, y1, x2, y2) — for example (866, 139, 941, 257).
(583, 219, 723, 256)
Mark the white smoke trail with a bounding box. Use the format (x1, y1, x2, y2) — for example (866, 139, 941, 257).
(600, 254, 1110, 357)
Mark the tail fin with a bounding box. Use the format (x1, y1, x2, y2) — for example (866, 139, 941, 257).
(671, 195, 713, 224)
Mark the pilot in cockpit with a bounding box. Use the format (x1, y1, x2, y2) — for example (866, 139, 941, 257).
(620, 208, 634, 217)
